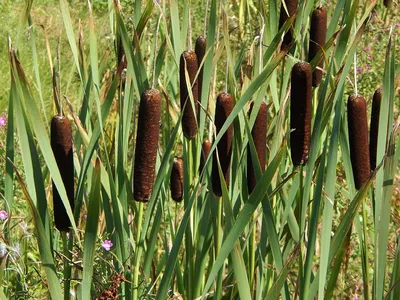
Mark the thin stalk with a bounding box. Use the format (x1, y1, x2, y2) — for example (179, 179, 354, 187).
(63, 232, 72, 300)
(132, 202, 144, 300)
(299, 165, 305, 300)
(214, 196, 223, 299)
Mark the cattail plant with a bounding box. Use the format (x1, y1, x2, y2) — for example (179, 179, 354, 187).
(133, 89, 162, 202)
(247, 101, 268, 194)
(195, 36, 206, 103)
(347, 94, 371, 190)
(308, 6, 327, 87)
(290, 62, 312, 166)
(170, 157, 184, 202)
(180, 50, 199, 139)
(199, 139, 212, 174)
(384, 0, 392, 8)
(51, 115, 74, 232)
(212, 93, 234, 197)
(369, 89, 382, 170)
(279, 0, 298, 49)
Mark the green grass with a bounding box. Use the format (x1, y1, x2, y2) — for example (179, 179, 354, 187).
(0, 0, 400, 299)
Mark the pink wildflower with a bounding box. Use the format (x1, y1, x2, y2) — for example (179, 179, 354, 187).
(0, 117, 6, 127)
(0, 210, 8, 221)
(101, 239, 113, 251)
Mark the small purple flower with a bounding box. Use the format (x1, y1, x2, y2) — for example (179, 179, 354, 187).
(365, 64, 371, 71)
(357, 67, 363, 73)
(83, 214, 87, 220)
(364, 45, 370, 51)
(367, 54, 372, 60)
(396, 24, 400, 28)
(0, 117, 6, 127)
(101, 239, 113, 251)
(0, 210, 8, 221)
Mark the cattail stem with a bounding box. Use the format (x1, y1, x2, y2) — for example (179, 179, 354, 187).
(51, 115, 74, 232)
(369, 89, 382, 170)
(290, 62, 312, 166)
(195, 36, 206, 105)
(180, 50, 199, 139)
(308, 6, 327, 87)
(247, 101, 268, 194)
(133, 89, 162, 202)
(212, 93, 234, 197)
(347, 94, 371, 189)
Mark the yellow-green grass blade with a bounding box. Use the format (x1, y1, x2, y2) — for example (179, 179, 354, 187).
(81, 159, 101, 299)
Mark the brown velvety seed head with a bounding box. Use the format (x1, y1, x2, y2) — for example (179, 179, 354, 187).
(51, 115, 74, 232)
(369, 89, 382, 170)
(308, 6, 327, 87)
(195, 36, 206, 103)
(247, 101, 268, 194)
(170, 157, 184, 202)
(279, 0, 298, 49)
(199, 139, 212, 174)
(384, 0, 392, 8)
(180, 50, 199, 139)
(348, 94, 371, 190)
(134, 89, 162, 202)
(290, 62, 312, 166)
(212, 93, 234, 197)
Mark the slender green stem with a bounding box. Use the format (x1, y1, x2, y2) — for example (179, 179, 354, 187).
(62, 232, 72, 300)
(133, 202, 144, 300)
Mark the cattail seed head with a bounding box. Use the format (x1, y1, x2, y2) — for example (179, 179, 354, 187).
(180, 50, 199, 139)
(51, 115, 74, 232)
(195, 36, 206, 103)
(347, 94, 371, 190)
(308, 6, 327, 87)
(247, 101, 268, 194)
(279, 0, 298, 49)
(290, 62, 312, 166)
(134, 89, 162, 202)
(170, 157, 184, 202)
(199, 139, 212, 174)
(212, 93, 234, 197)
(369, 89, 382, 170)
(384, 0, 392, 8)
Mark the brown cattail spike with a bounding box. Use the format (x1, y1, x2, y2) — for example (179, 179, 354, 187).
(51, 115, 74, 232)
(212, 93, 234, 197)
(134, 89, 162, 202)
(369, 89, 382, 170)
(290, 62, 312, 166)
(348, 94, 371, 190)
(180, 50, 199, 139)
(308, 6, 327, 87)
(247, 101, 268, 194)
(279, 0, 298, 49)
(200, 139, 212, 174)
(170, 157, 184, 202)
(195, 36, 206, 103)
(384, 0, 392, 8)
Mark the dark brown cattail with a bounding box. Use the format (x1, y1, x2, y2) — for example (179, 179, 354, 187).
(384, 0, 392, 8)
(51, 115, 74, 232)
(369, 89, 382, 170)
(199, 139, 212, 174)
(180, 50, 199, 139)
(134, 89, 162, 202)
(212, 93, 234, 197)
(195, 36, 206, 103)
(279, 0, 298, 49)
(290, 62, 312, 166)
(348, 94, 371, 190)
(247, 101, 268, 194)
(308, 6, 327, 87)
(170, 157, 184, 202)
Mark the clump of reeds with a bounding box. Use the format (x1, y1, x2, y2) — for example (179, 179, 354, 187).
(199, 139, 212, 174)
(170, 157, 184, 202)
(195, 36, 206, 102)
(133, 89, 162, 202)
(290, 62, 312, 166)
(308, 6, 327, 87)
(369, 89, 382, 170)
(180, 50, 199, 139)
(279, 0, 298, 49)
(212, 93, 234, 197)
(247, 101, 268, 194)
(51, 115, 74, 232)
(347, 94, 371, 190)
